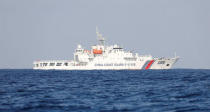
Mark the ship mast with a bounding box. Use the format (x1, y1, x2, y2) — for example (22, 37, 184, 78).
(96, 26, 105, 46)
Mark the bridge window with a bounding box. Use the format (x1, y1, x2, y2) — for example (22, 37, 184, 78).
(76, 50, 82, 52)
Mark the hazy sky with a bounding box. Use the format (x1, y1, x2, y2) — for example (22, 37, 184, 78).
(0, 0, 209, 69)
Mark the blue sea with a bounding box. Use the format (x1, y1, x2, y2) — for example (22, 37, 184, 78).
(0, 69, 210, 112)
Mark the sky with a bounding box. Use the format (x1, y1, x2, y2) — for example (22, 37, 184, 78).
(0, 0, 210, 69)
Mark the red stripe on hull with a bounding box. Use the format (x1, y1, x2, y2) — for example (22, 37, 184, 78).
(145, 60, 154, 70)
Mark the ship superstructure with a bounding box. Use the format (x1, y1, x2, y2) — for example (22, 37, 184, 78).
(33, 28, 179, 70)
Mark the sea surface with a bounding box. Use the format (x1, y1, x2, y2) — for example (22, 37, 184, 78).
(0, 69, 210, 112)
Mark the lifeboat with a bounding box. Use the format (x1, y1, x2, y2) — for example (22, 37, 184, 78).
(93, 49, 102, 54)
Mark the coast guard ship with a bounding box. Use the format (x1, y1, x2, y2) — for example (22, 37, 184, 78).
(33, 28, 179, 70)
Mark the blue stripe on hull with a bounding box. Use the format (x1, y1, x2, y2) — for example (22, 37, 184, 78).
(142, 61, 150, 69)
(141, 60, 156, 69)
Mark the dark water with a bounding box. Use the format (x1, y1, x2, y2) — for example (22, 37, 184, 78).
(0, 69, 210, 112)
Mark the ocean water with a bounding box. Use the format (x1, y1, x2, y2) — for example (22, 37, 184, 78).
(0, 69, 210, 112)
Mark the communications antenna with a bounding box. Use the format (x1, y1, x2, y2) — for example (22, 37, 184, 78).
(96, 26, 105, 45)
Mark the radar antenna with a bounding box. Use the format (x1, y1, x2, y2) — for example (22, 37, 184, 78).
(96, 26, 105, 45)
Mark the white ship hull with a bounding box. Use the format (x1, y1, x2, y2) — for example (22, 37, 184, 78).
(33, 57, 179, 70)
(33, 27, 179, 70)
